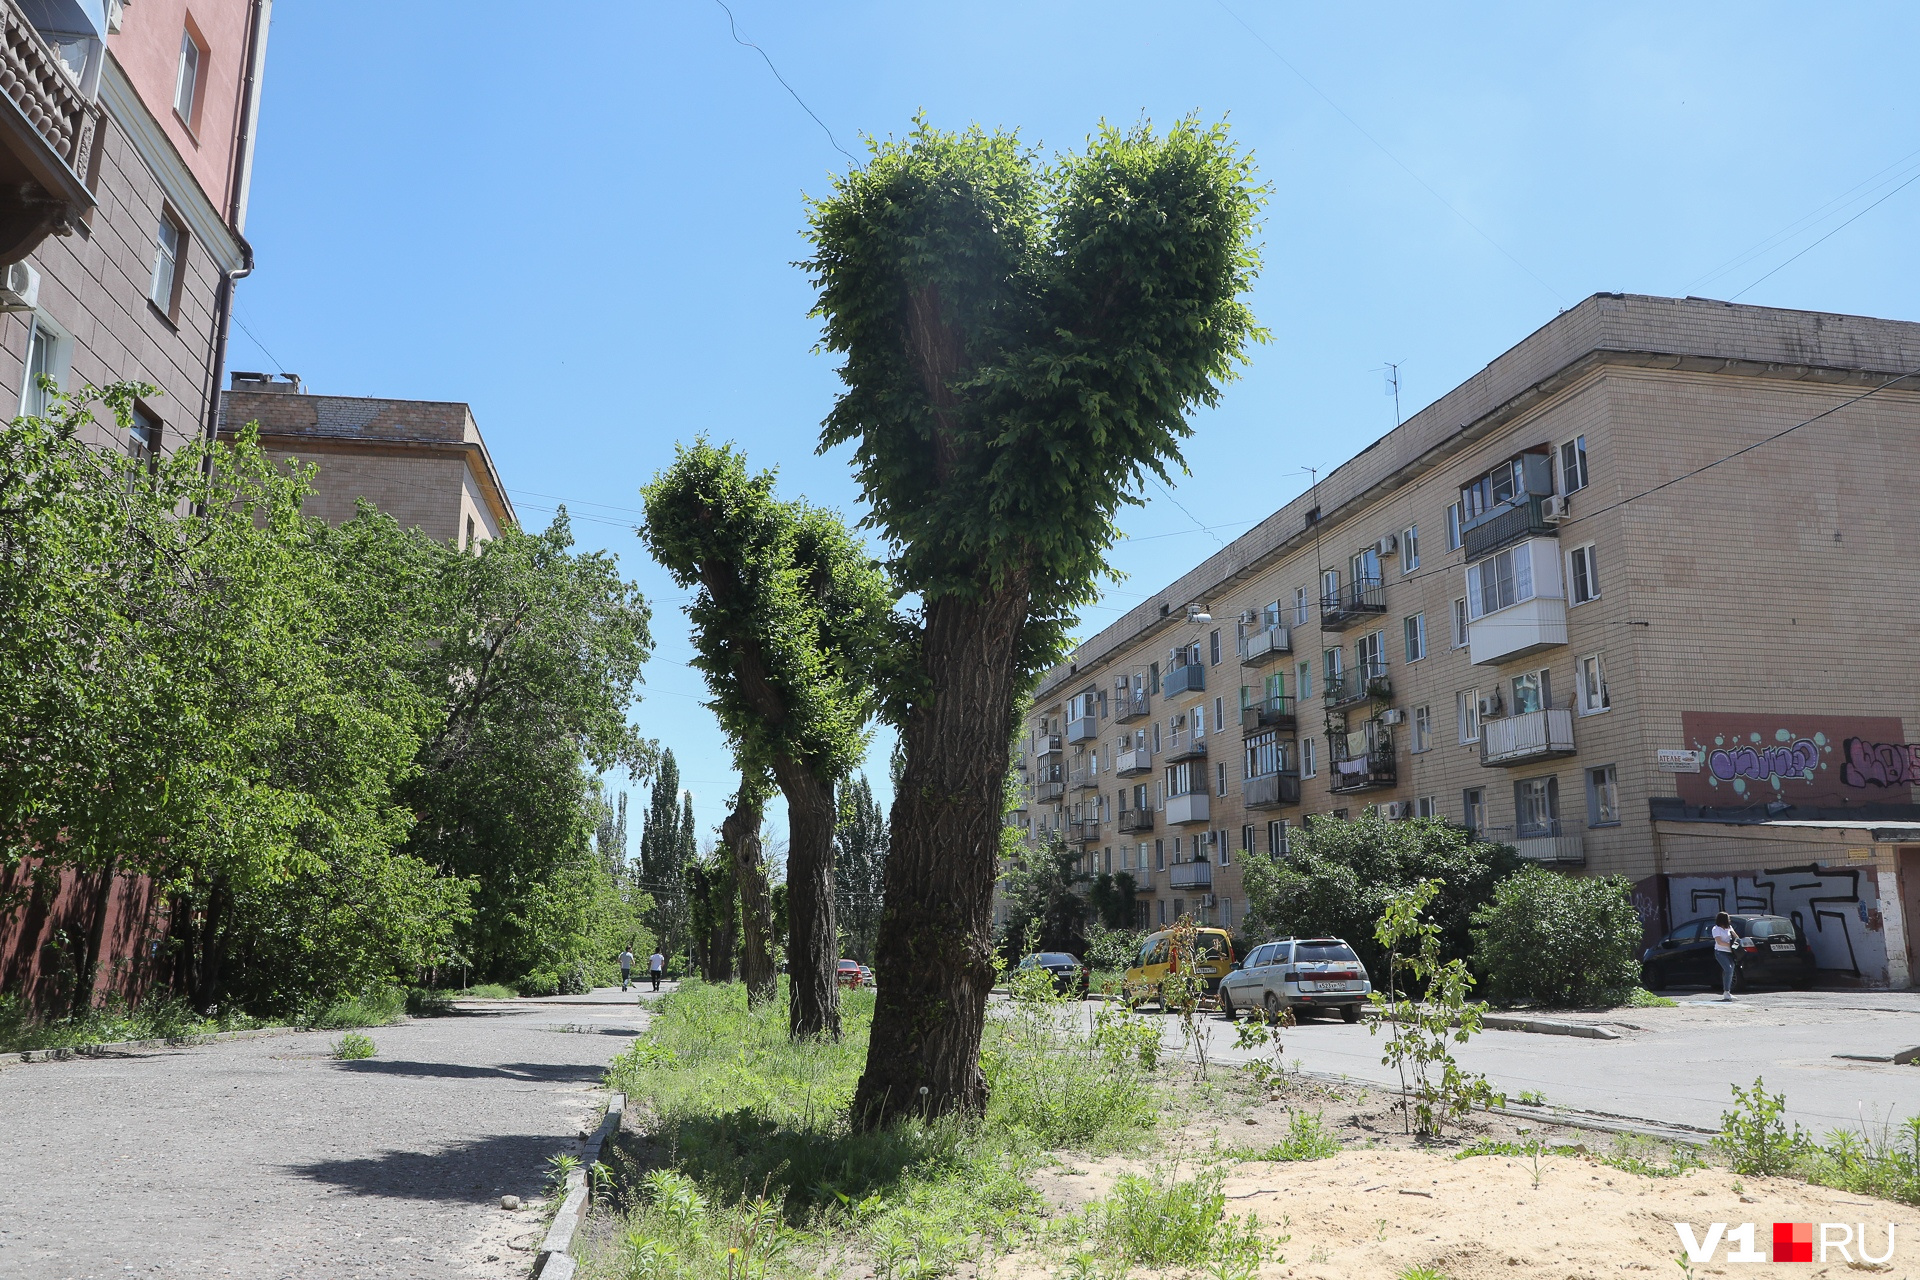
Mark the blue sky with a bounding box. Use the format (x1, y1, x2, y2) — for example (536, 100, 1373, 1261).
(231, 2, 1920, 850)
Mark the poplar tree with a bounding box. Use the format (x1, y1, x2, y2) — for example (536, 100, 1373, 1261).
(833, 774, 888, 964)
(723, 769, 779, 1008)
(641, 442, 891, 1039)
(804, 117, 1264, 1123)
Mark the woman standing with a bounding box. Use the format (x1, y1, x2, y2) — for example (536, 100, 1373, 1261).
(1712, 911, 1739, 1001)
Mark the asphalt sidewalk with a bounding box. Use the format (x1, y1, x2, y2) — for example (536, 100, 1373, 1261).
(0, 988, 654, 1280)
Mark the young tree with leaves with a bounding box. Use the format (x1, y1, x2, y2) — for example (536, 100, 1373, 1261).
(833, 773, 888, 964)
(805, 116, 1265, 1123)
(641, 441, 892, 1039)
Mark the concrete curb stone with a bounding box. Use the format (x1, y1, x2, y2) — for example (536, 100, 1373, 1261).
(533, 1092, 625, 1279)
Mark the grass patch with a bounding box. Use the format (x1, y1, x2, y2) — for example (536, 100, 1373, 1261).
(1624, 988, 1677, 1008)
(331, 1031, 376, 1060)
(458, 982, 519, 1000)
(1225, 1111, 1343, 1163)
(1057, 1165, 1282, 1276)
(0, 992, 260, 1054)
(308, 985, 407, 1030)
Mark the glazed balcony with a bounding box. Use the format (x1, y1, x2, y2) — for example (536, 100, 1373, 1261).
(0, 0, 100, 263)
(1480, 708, 1576, 767)
(1242, 771, 1301, 810)
(1035, 734, 1063, 758)
(1319, 580, 1386, 632)
(1066, 715, 1098, 744)
(1164, 663, 1205, 696)
(1168, 860, 1213, 890)
(1115, 747, 1153, 777)
(1237, 625, 1291, 666)
(1165, 791, 1210, 826)
(1164, 731, 1208, 763)
(1239, 693, 1296, 733)
(1119, 808, 1154, 834)
(1326, 664, 1391, 709)
(1113, 690, 1151, 723)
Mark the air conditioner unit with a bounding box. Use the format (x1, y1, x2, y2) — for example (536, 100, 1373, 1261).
(1381, 801, 1410, 820)
(1201, 894, 1217, 908)
(1378, 708, 1404, 726)
(1541, 495, 1571, 522)
(1375, 533, 1398, 557)
(1477, 691, 1506, 720)
(1239, 609, 1259, 625)
(0, 261, 39, 312)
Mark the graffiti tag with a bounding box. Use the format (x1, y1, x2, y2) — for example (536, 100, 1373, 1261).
(1842, 737, 1920, 789)
(1709, 738, 1819, 787)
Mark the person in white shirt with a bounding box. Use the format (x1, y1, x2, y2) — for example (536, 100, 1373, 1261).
(648, 950, 665, 992)
(1711, 911, 1739, 1001)
(618, 948, 634, 991)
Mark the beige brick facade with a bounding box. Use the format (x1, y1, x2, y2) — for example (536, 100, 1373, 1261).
(1013, 295, 1920, 987)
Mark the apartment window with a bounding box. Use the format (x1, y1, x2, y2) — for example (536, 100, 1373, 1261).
(1245, 729, 1281, 778)
(1221, 898, 1233, 927)
(1151, 723, 1161, 753)
(1355, 630, 1385, 679)
(1458, 689, 1481, 744)
(1218, 829, 1231, 866)
(1462, 787, 1485, 837)
(1351, 546, 1382, 590)
(1516, 776, 1560, 837)
(174, 27, 201, 124)
(1467, 542, 1536, 619)
(149, 212, 185, 315)
(1403, 613, 1426, 663)
(1158, 899, 1167, 924)
(1296, 659, 1312, 700)
(1578, 653, 1611, 715)
(1416, 796, 1439, 819)
(1560, 435, 1589, 494)
(1300, 736, 1317, 778)
(1401, 525, 1420, 572)
(1240, 824, 1254, 858)
(1293, 586, 1309, 626)
(1320, 568, 1340, 610)
(1267, 820, 1285, 855)
(1445, 500, 1464, 550)
(1587, 764, 1620, 826)
(1209, 629, 1221, 665)
(1411, 705, 1432, 754)
(1216, 761, 1227, 797)
(1322, 647, 1342, 692)
(1511, 669, 1549, 715)
(465, 515, 477, 550)
(1568, 543, 1600, 605)
(1451, 597, 1468, 648)
(1213, 696, 1224, 733)
(20, 316, 62, 417)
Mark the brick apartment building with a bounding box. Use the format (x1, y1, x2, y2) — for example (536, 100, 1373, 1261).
(1013, 294, 1920, 988)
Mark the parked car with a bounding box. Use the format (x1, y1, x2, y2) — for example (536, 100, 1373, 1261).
(1640, 914, 1816, 991)
(1218, 936, 1370, 1023)
(1124, 928, 1237, 1009)
(837, 959, 864, 989)
(858, 964, 874, 988)
(1015, 951, 1089, 996)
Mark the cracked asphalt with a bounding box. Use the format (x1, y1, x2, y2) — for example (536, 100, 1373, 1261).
(0, 989, 653, 1279)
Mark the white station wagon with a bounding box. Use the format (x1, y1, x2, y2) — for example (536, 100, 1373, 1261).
(1218, 936, 1371, 1023)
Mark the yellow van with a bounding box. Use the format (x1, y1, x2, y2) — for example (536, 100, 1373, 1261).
(1124, 928, 1237, 1009)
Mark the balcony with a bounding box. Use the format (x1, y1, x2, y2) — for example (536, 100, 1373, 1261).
(1115, 747, 1153, 777)
(1067, 818, 1101, 846)
(1488, 823, 1586, 865)
(1165, 792, 1210, 826)
(0, 1, 101, 264)
(1066, 715, 1098, 743)
(1242, 771, 1301, 810)
(1468, 593, 1568, 667)
(1036, 734, 1063, 757)
(1320, 580, 1386, 631)
(1113, 690, 1151, 723)
(1035, 782, 1064, 804)
(1119, 808, 1154, 834)
(1068, 767, 1100, 793)
(1164, 663, 1206, 696)
(1329, 748, 1396, 795)
(1480, 708, 1576, 767)
(1164, 731, 1208, 762)
(1240, 693, 1296, 733)
(1169, 860, 1213, 890)
(1238, 625, 1291, 666)
(1463, 494, 1559, 561)
(1326, 665, 1392, 709)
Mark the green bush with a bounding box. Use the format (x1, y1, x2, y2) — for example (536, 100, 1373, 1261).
(0, 992, 241, 1054)
(309, 985, 407, 1030)
(331, 1032, 376, 1060)
(1468, 867, 1643, 1007)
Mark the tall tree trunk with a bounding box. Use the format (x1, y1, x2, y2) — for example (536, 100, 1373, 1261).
(853, 584, 1028, 1128)
(72, 857, 118, 1016)
(724, 793, 777, 1009)
(774, 757, 839, 1040)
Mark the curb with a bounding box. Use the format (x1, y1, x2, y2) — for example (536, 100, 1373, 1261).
(2, 1024, 304, 1067)
(532, 1092, 626, 1280)
(1481, 1013, 1621, 1040)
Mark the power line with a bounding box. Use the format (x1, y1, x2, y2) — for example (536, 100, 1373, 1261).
(1213, 0, 1567, 309)
(712, 0, 857, 165)
(1148, 475, 1224, 547)
(1727, 169, 1920, 301)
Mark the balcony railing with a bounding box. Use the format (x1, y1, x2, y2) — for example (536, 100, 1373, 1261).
(1113, 691, 1151, 723)
(1115, 747, 1153, 777)
(1320, 579, 1386, 631)
(1480, 707, 1576, 767)
(1462, 494, 1559, 561)
(1164, 663, 1206, 696)
(1169, 860, 1213, 890)
(1119, 808, 1154, 833)
(1326, 664, 1391, 708)
(1237, 625, 1291, 666)
(0, 2, 100, 260)
(1165, 792, 1210, 825)
(1484, 821, 1586, 864)
(1239, 693, 1296, 732)
(1068, 767, 1100, 793)
(1328, 748, 1396, 794)
(1067, 818, 1101, 845)
(1164, 731, 1208, 762)
(1242, 771, 1302, 809)
(1036, 733, 1063, 757)
(1035, 782, 1064, 803)
(1066, 715, 1098, 743)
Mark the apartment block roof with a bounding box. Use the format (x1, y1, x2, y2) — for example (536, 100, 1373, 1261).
(1034, 292, 1920, 703)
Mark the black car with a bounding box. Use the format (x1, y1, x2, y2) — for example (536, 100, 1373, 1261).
(1015, 951, 1090, 996)
(1640, 914, 1816, 991)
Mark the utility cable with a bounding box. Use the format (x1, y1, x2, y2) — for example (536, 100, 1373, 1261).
(1727, 168, 1920, 301)
(712, 0, 857, 165)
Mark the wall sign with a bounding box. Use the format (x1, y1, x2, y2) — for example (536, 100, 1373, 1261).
(1677, 714, 1912, 807)
(1656, 749, 1703, 773)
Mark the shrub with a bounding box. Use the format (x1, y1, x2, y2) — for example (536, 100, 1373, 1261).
(309, 985, 407, 1030)
(1468, 867, 1643, 1007)
(331, 1032, 376, 1060)
(1715, 1076, 1810, 1175)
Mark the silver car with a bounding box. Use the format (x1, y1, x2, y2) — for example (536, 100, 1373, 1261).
(1218, 936, 1371, 1023)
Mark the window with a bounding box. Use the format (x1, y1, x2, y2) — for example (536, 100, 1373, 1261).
(174, 27, 201, 124)
(1568, 543, 1600, 605)
(1458, 689, 1481, 744)
(1245, 729, 1281, 779)
(1267, 820, 1285, 855)
(1416, 796, 1439, 818)
(1560, 435, 1589, 494)
(1296, 659, 1312, 700)
(1411, 705, 1432, 754)
(1516, 776, 1560, 837)
(1240, 825, 1254, 858)
(1155, 840, 1164, 871)
(1149, 661, 1160, 695)
(1511, 669, 1549, 716)
(1462, 788, 1485, 837)
(1151, 723, 1161, 752)
(1467, 542, 1535, 619)
(1322, 647, 1342, 691)
(1293, 587, 1309, 626)
(149, 213, 184, 313)
(1578, 653, 1610, 715)
(1401, 525, 1420, 572)
(1445, 500, 1464, 550)
(1158, 900, 1167, 924)
(1320, 568, 1340, 610)
(465, 515, 476, 550)
(20, 316, 61, 417)
(1214, 696, 1224, 732)
(1354, 630, 1385, 680)
(1451, 597, 1468, 648)
(1221, 898, 1233, 927)
(1216, 761, 1227, 797)
(1300, 736, 1317, 778)
(128, 404, 161, 469)
(1587, 765, 1620, 826)
(1350, 547, 1381, 590)
(1403, 613, 1426, 663)
(1219, 829, 1231, 866)
(1209, 629, 1221, 665)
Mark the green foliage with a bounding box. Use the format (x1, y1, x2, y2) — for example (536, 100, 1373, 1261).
(330, 1032, 376, 1060)
(0, 992, 252, 1053)
(1469, 867, 1644, 1007)
(1239, 812, 1522, 982)
(986, 960, 1161, 1147)
(1087, 872, 1139, 932)
(309, 985, 407, 1030)
(1077, 1166, 1284, 1276)
(1627, 987, 1678, 1008)
(1715, 1076, 1811, 1175)
(1233, 1111, 1342, 1163)
(835, 774, 889, 964)
(996, 833, 1089, 958)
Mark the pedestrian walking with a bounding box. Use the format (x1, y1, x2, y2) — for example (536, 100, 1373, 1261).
(1712, 911, 1738, 1000)
(648, 949, 665, 992)
(618, 947, 634, 991)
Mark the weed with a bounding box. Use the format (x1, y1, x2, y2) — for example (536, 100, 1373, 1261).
(548, 1153, 583, 1199)
(1237, 1112, 1341, 1162)
(1398, 1268, 1450, 1280)
(0, 992, 252, 1054)
(1231, 1007, 1293, 1092)
(1453, 1138, 1585, 1161)
(1600, 1134, 1705, 1179)
(1096, 1167, 1279, 1269)
(330, 1031, 375, 1060)
(1514, 1089, 1547, 1106)
(1627, 988, 1678, 1008)
(1715, 1076, 1810, 1175)
(309, 985, 407, 1030)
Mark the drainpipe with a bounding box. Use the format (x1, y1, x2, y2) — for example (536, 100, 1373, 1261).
(201, 0, 270, 448)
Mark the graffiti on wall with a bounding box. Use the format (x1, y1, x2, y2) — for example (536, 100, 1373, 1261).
(1657, 863, 1887, 983)
(1843, 738, 1920, 790)
(1678, 713, 1911, 807)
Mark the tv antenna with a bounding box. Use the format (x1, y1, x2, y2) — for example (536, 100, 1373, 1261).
(1383, 362, 1403, 426)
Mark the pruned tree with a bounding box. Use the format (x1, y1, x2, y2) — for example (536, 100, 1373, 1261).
(641, 442, 892, 1039)
(804, 116, 1265, 1124)
(723, 768, 778, 1008)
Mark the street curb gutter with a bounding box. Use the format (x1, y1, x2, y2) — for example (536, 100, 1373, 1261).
(1481, 1014, 1621, 1040)
(532, 1092, 625, 1280)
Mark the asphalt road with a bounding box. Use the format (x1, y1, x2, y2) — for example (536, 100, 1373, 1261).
(1115, 988, 1920, 1137)
(0, 987, 654, 1280)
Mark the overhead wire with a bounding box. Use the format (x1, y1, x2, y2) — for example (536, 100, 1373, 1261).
(712, 0, 857, 165)
(1726, 169, 1920, 301)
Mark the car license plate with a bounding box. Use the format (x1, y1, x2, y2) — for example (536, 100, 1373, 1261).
(1311, 981, 1352, 991)
(1771, 943, 1794, 952)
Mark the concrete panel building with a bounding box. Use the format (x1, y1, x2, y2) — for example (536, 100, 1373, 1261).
(1014, 294, 1920, 988)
